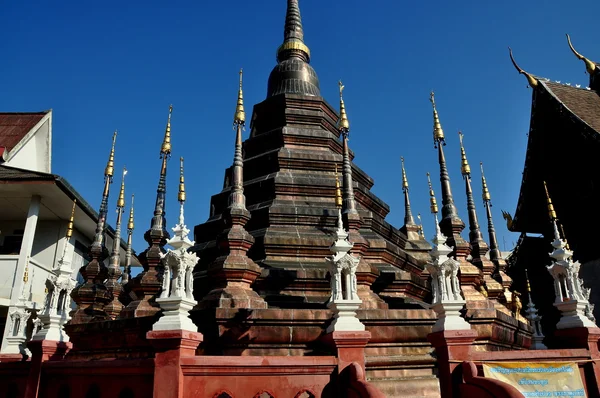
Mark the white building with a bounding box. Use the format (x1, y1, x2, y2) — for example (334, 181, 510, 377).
(0, 111, 136, 355)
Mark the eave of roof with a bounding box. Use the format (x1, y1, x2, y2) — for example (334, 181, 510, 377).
(512, 81, 600, 232)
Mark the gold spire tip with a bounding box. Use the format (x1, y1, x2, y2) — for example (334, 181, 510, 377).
(233, 68, 246, 125)
(401, 156, 409, 190)
(430, 91, 445, 143)
(543, 181, 557, 220)
(427, 172, 438, 214)
(161, 105, 173, 156)
(117, 167, 127, 209)
(566, 34, 596, 75)
(458, 131, 470, 176)
(334, 164, 342, 208)
(480, 162, 491, 202)
(525, 269, 532, 293)
(128, 194, 135, 231)
(178, 156, 186, 203)
(105, 131, 117, 177)
(508, 47, 539, 88)
(337, 80, 350, 132)
(66, 199, 77, 239)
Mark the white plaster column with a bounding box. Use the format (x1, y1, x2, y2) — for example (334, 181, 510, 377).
(0, 195, 40, 354)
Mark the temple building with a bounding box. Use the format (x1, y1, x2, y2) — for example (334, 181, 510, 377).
(507, 36, 600, 339)
(3, 2, 600, 398)
(0, 113, 137, 357)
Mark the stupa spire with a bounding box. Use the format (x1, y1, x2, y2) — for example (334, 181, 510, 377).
(458, 132, 485, 246)
(150, 105, 172, 232)
(95, 131, 116, 247)
(267, 0, 320, 97)
(340, 81, 357, 217)
(480, 162, 500, 261)
(401, 156, 416, 226)
(278, 0, 310, 63)
(430, 92, 462, 236)
(105, 167, 127, 319)
(233, 69, 246, 126)
(122, 194, 134, 285)
(230, 70, 247, 210)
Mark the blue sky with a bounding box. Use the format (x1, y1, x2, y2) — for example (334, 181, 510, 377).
(1, 0, 598, 255)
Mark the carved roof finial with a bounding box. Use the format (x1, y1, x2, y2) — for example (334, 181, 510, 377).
(509, 47, 539, 88)
(233, 69, 246, 126)
(566, 34, 596, 75)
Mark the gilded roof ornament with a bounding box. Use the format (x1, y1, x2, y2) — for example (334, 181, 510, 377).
(161, 105, 173, 157)
(127, 194, 135, 231)
(105, 131, 117, 178)
(117, 168, 127, 209)
(427, 172, 438, 214)
(179, 157, 186, 203)
(429, 91, 445, 147)
(417, 213, 425, 238)
(233, 69, 246, 126)
(509, 47, 539, 88)
(401, 156, 409, 191)
(480, 162, 491, 203)
(525, 268, 532, 293)
(458, 131, 471, 176)
(543, 181, 557, 221)
(334, 165, 342, 208)
(566, 34, 596, 75)
(337, 80, 350, 133)
(66, 199, 77, 239)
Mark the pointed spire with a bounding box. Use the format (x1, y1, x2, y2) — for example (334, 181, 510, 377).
(458, 132, 470, 177)
(430, 92, 461, 234)
(430, 92, 445, 148)
(417, 213, 425, 239)
(566, 34, 596, 75)
(335, 165, 342, 208)
(105, 167, 126, 319)
(543, 181, 561, 242)
(230, 71, 247, 211)
(459, 132, 485, 246)
(481, 162, 501, 262)
(400, 156, 415, 226)
(66, 199, 76, 240)
(509, 47, 539, 88)
(151, 105, 173, 232)
(95, 132, 117, 248)
(338, 80, 350, 132)
(178, 157, 186, 226)
(340, 82, 357, 216)
(277, 0, 310, 63)
(427, 172, 438, 215)
(233, 69, 246, 126)
(122, 194, 134, 285)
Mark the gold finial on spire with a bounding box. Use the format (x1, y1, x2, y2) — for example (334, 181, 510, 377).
(480, 162, 491, 202)
(66, 199, 77, 239)
(427, 172, 438, 214)
(178, 157, 186, 203)
(334, 164, 343, 208)
(559, 222, 571, 250)
(23, 262, 29, 283)
(543, 181, 557, 221)
(105, 131, 117, 177)
(458, 131, 471, 176)
(401, 156, 409, 191)
(566, 34, 596, 75)
(127, 194, 135, 231)
(161, 105, 173, 156)
(430, 91, 445, 145)
(525, 269, 532, 293)
(233, 69, 246, 126)
(417, 213, 425, 238)
(117, 168, 127, 209)
(337, 80, 350, 132)
(509, 47, 539, 88)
